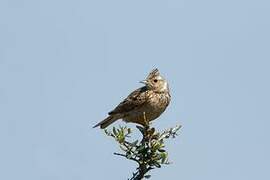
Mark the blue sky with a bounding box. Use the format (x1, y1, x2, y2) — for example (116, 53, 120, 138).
(1, 0, 270, 179)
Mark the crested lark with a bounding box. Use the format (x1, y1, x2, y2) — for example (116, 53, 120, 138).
(93, 68, 171, 129)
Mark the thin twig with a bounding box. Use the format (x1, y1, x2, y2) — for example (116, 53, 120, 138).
(113, 153, 140, 163)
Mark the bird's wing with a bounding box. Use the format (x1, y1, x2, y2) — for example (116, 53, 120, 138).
(108, 86, 148, 115)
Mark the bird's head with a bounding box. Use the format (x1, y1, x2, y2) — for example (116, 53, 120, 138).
(140, 68, 169, 93)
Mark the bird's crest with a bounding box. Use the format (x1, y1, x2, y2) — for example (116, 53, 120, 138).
(147, 68, 160, 79)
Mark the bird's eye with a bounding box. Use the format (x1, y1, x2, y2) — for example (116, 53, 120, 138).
(154, 79, 158, 83)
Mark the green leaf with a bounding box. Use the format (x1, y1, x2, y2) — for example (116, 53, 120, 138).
(136, 125, 145, 134)
(144, 175, 151, 179)
(137, 145, 145, 152)
(126, 152, 133, 159)
(113, 127, 117, 136)
(120, 144, 127, 152)
(158, 149, 166, 152)
(130, 140, 138, 147)
(151, 141, 161, 151)
(117, 132, 125, 143)
(153, 162, 161, 168)
(104, 129, 109, 135)
(160, 152, 168, 164)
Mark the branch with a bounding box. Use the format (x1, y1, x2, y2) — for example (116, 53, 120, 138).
(104, 123, 181, 179)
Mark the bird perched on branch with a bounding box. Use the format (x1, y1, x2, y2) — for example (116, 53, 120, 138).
(93, 68, 171, 129)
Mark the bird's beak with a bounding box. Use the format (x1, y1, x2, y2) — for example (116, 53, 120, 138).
(140, 80, 148, 85)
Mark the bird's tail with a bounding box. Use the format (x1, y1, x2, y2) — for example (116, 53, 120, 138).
(93, 115, 118, 129)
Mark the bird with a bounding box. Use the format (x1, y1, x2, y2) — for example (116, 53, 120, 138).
(93, 68, 171, 129)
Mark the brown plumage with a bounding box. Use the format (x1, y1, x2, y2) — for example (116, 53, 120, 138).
(93, 68, 171, 129)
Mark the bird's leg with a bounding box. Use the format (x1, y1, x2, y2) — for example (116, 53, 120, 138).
(143, 112, 149, 129)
